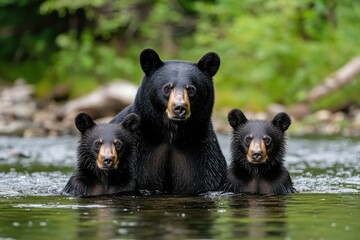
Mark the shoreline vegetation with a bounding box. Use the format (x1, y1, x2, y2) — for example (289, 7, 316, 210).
(1, 3, 360, 97)
(1, 1, 360, 138)
(1, 80, 359, 138)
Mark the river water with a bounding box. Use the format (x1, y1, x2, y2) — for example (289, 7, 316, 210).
(0, 135, 359, 239)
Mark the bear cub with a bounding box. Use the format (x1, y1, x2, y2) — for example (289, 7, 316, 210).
(221, 109, 296, 195)
(63, 112, 140, 196)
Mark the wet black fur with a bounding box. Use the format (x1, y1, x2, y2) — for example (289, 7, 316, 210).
(63, 113, 140, 196)
(220, 109, 296, 195)
(111, 48, 226, 194)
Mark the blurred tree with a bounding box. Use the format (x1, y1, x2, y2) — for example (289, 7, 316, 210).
(0, 0, 72, 83)
(36, 0, 200, 97)
(0, 0, 359, 111)
(192, 0, 360, 111)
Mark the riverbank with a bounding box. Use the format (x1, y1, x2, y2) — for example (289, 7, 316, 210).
(1, 80, 359, 137)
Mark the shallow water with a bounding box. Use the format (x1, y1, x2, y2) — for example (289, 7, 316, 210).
(0, 135, 359, 239)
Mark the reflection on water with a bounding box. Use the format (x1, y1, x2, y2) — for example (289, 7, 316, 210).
(2, 193, 359, 240)
(0, 135, 359, 239)
(224, 195, 288, 238)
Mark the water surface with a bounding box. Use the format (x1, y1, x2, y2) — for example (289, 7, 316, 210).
(0, 135, 359, 239)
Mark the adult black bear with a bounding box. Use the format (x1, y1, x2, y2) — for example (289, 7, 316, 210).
(63, 112, 140, 196)
(111, 49, 227, 194)
(221, 109, 295, 195)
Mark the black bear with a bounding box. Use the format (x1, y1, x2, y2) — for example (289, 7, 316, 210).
(111, 48, 227, 194)
(221, 109, 295, 195)
(63, 112, 140, 196)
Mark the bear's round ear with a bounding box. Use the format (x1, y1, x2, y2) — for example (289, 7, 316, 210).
(197, 52, 220, 77)
(140, 48, 163, 75)
(271, 112, 291, 132)
(227, 109, 248, 129)
(122, 113, 140, 132)
(75, 112, 96, 134)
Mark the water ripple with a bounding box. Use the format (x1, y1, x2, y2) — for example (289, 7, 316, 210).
(0, 135, 359, 196)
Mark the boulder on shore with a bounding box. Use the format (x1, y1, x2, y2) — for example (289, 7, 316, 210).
(57, 80, 137, 128)
(0, 79, 137, 137)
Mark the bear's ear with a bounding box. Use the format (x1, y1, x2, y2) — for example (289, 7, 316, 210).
(75, 112, 96, 134)
(227, 109, 248, 129)
(140, 48, 163, 75)
(197, 52, 220, 77)
(122, 113, 140, 132)
(271, 112, 292, 132)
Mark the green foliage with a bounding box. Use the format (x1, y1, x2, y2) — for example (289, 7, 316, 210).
(0, 0, 359, 112)
(192, 0, 360, 111)
(37, 31, 139, 97)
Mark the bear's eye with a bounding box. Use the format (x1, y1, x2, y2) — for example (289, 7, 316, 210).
(113, 139, 122, 150)
(244, 135, 253, 146)
(94, 139, 103, 150)
(263, 136, 272, 146)
(162, 83, 173, 96)
(186, 85, 197, 97)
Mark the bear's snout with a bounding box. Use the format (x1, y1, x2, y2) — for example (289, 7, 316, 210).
(246, 138, 268, 164)
(251, 150, 263, 161)
(102, 156, 114, 168)
(166, 88, 191, 121)
(173, 102, 188, 118)
(96, 144, 119, 171)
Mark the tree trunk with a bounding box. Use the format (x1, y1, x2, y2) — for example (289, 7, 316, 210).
(289, 56, 360, 119)
(307, 56, 360, 101)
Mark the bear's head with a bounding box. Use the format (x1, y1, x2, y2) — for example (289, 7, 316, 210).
(228, 109, 291, 166)
(75, 112, 140, 173)
(136, 48, 220, 125)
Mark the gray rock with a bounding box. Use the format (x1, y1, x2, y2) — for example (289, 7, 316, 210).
(315, 110, 332, 122)
(352, 110, 360, 128)
(0, 121, 32, 136)
(1, 102, 37, 119)
(0, 79, 34, 103)
(57, 80, 137, 120)
(267, 104, 287, 118)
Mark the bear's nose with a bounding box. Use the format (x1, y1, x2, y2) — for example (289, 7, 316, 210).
(173, 103, 188, 118)
(103, 157, 114, 167)
(252, 150, 263, 161)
